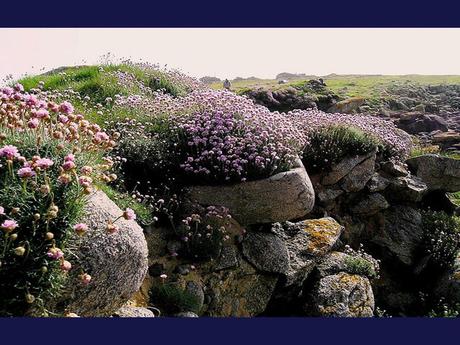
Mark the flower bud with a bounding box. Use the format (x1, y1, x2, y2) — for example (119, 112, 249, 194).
(25, 293, 35, 304)
(14, 246, 26, 256)
(45, 232, 54, 240)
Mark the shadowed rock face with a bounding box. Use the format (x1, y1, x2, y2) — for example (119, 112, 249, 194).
(61, 191, 148, 316)
(407, 154, 460, 192)
(187, 160, 315, 225)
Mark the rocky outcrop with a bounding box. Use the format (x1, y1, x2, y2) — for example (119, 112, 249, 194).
(372, 206, 423, 266)
(407, 154, 460, 192)
(309, 272, 374, 317)
(62, 191, 149, 316)
(322, 152, 375, 186)
(187, 160, 315, 225)
(328, 97, 366, 114)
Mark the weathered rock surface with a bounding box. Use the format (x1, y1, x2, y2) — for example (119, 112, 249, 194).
(386, 175, 427, 202)
(62, 191, 149, 316)
(406, 154, 460, 192)
(367, 173, 390, 192)
(351, 193, 389, 216)
(113, 306, 155, 318)
(371, 206, 423, 266)
(204, 257, 279, 317)
(188, 160, 315, 225)
(242, 232, 289, 274)
(341, 152, 376, 192)
(310, 272, 374, 317)
(322, 152, 374, 186)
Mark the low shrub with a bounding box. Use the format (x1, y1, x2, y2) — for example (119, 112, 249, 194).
(344, 244, 380, 279)
(150, 283, 201, 315)
(422, 210, 460, 268)
(301, 125, 379, 173)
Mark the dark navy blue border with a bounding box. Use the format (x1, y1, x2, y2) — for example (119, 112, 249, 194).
(1, 0, 460, 27)
(0, 317, 458, 344)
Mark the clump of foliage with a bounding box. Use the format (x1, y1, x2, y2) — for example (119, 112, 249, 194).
(343, 244, 380, 279)
(288, 109, 412, 165)
(0, 84, 117, 316)
(150, 283, 201, 315)
(422, 210, 460, 268)
(176, 206, 233, 260)
(301, 125, 379, 173)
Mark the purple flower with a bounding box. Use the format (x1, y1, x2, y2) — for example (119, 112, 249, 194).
(36, 158, 54, 169)
(47, 247, 64, 260)
(59, 101, 74, 114)
(0, 145, 19, 160)
(123, 208, 136, 221)
(1, 219, 18, 233)
(17, 167, 36, 178)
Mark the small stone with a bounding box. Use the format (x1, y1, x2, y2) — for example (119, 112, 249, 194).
(174, 311, 199, 318)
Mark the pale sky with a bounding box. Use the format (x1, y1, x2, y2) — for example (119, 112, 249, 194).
(1, 28, 460, 82)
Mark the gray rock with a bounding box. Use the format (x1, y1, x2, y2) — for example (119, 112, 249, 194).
(351, 193, 389, 216)
(316, 252, 351, 278)
(310, 272, 375, 317)
(406, 154, 460, 192)
(322, 152, 374, 186)
(242, 232, 289, 274)
(186, 281, 205, 311)
(214, 245, 239, 271)
(372, 206, 423, 266)
(386, 175, 427, 202)
(317, 188, 344, 204)
(367, 173, 390, 192)
(341, 152, 376, 192)
(62, 191, 148, 316)
(381, 161, 409, 177)
(113, 306, 155, 318)
(187, 160, 315, 225)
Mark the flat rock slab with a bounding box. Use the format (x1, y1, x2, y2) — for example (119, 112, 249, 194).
(407, 154, 460, 192)
(322, 152, 374, 186)
(300, 217, 343, 257)
(187, 161, 315, 225)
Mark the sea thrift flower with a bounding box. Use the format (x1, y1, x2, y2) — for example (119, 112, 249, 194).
(62, 160, 76, 171)
(59, 101, 74, 114)
(0, 206, 4, 215)
(35, 109, 49, 119)
(123, 208, 136, 221)
(80, 165, 93, 174)
(58, 173, 72, 184)
(36, 158, 54, 169)
(106, 222, 119, 234)
(47, 247, 64, 260)
(78, 176, 93, 188)
(1, 219, 18, 233)
(17, 167, 35, 178)
(27, 118, 39, 129)
(73, 223, 88, 236)
(80, 273, 92, 285)
(60, 260, 72, 271)
(64, 153, 75, 162)
(0, 145, 19, 159)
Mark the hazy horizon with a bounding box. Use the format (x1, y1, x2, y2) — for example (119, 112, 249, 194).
(2, 28, 460, 82)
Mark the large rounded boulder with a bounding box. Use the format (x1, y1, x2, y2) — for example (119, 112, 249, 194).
(187, 160, 315, 225)
(61, 191, 148, 316)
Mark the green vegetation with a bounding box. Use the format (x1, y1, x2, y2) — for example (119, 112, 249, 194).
(150, 284, 201, 315)
(302, 125, 379, 173)
(422, 211, 460, 268)
(344, 256, 378, 279)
